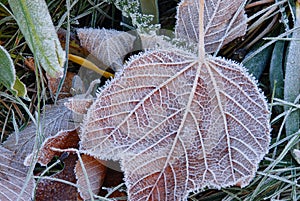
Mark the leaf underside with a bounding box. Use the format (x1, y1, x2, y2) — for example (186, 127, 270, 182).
(80, 49, 270, 200)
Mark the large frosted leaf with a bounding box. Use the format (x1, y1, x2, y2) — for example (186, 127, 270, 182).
(175, 0, 247, 53)
(8, 0, 65, 77)
(76, 0, 270, 200)
(80, 49, 270, 200)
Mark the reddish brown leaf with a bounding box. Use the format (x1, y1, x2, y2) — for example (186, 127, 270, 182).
(36, 129, 80, 166)
(64, 98, 94, 115)
(80, 47, 270, 200)
(35, 153, 78, 201)
(75, 0, 269, 200)
(24, 57, 35, 72)
(75, 154, 107, 200)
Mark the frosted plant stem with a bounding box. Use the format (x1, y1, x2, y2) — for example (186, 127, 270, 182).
(198, 0, 205, 62)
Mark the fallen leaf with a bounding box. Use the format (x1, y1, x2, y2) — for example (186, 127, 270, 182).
(0, 146, 34, 201)
(75, 154, 107, 200)
(24, 57, 35, 72)
(78, 0, 270, 200)
(36, 129, 80, 166)
(35, 153, 79, 201)
(175, 0, 247, 53)
(77, 28, 136, 72)
(64, 98, 94, 115)
(3, 99, 75, 162)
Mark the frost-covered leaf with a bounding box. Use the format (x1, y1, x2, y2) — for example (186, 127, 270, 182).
(75, 155, 107, 200)
(8, 0, 65, 77)
(3, 99, 75, 162)
(140, 33, 173, 50)
(0, 146, 34, 201)
(175, 0, 247, 53)
(77, 28, 135, 72)
(80, 49, 270, 200)
(77, 0, 270, 200)
(35, 129, 79, 166)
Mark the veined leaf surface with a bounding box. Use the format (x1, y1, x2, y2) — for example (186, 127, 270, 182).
(81, 49, 270, 200)
(78, 0, 270, 200)
(0, 146, 34, 201)
(175, 0, 247, 53)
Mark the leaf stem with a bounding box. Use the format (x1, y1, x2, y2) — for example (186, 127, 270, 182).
(68, 54, 114, 78)
(198, 0, 205, 62)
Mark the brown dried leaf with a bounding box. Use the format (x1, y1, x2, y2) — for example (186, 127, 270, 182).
(175, 0, 247, 53)
(75, 154, 107, 200)
(77, 28, 136, 72)
(80, 48, 270, 200)
(36, 129, 80, 166)
(0, 146, 34, 201)
(35, 153, 78, 201)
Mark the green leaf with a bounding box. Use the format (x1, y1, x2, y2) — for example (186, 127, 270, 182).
(8, 0, 65, 78)
(0, 45, 27, 97)
(0, 45, 15, 90)
(13, 76, 27, 97)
